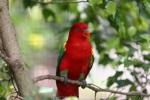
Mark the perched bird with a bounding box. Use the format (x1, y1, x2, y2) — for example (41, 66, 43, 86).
(56, 22, 94, 99)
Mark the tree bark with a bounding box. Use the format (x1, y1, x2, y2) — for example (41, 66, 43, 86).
(0, 0, 34, 96)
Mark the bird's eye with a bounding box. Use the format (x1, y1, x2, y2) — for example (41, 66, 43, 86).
(76, 27, 81, 32)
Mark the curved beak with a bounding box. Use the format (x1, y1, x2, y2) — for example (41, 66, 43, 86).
(83, 32, 90, 39)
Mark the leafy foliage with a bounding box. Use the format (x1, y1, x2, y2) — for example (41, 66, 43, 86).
(0, 62, 13, 99)
(0, 0, 150, 99)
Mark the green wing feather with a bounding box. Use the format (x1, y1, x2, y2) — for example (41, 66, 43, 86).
(85, 54, 94, 79)
(89, 54, 94, 68)
(56, 46, 65, 76)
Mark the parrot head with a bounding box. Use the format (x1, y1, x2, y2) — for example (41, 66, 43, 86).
(68, 22, 90, 41)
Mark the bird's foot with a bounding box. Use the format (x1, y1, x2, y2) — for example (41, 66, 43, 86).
(60, 70, 68, 84)
(80, 80, 87, 89)
(62, 76, 68, 84)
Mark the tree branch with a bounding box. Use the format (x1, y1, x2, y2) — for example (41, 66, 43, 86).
(0, 50, 12, 64)
(34, 74, 150, 97)
(31, 0, 88, 5)
(0, 0, 34, 97)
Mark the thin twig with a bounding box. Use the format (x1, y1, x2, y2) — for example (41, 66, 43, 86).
(31, 0, 88, 5)
(133, 69, 143, 88)
(10, 74, 19, 95)
(34, 74, 150, 97)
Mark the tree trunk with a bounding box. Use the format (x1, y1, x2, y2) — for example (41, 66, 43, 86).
(0, 0, 34, 97)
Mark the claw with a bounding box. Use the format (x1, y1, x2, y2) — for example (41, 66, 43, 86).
(63, 76, 68, 84)
(80, 80, 86, 89)
(60, 70, 68, 84)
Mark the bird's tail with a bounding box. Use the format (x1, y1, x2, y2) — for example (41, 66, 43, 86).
(56, 81, 79, 99)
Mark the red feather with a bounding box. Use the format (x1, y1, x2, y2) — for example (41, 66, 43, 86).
(56, 22, 93, 98)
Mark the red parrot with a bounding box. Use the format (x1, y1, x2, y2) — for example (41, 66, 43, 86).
(56, 22, 94, 99)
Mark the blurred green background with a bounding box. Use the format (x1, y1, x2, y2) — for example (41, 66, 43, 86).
(0, 0, 150, 99)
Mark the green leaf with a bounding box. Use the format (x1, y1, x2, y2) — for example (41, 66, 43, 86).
(124, 58, 150, 70)
(42, 8, 55, 22)
(108, 15, 119, 30)
(140, 42, 150, 51)
(128, 95, 143, 100)
(107, 76, 115, 87)
(140, 34, 150, 42)
(0, 81, 12, 96)
(22, 0, 37, 8)
(124, 59, 133, 67)
(0, 97, 5, 100)
(105, 1, 116, 16)
(116, 79, 133, 88)
(143, 0, 150, 15)
(89, 0, 103, 5)
(133, 59, 145, 67)
(127, 26, 137, 37)
(106, 37, 119, 49)
(114, 71, 123, 78)
(129, 85, 136, 91)
(69, 4, 77, 13)
(116, 46, 128, 56)
(118, 22, 127, 39)
(109, 96, 117, 100)
(144, 54, 150, 61)
(134, 17, 149, 32)
(99, 53, 112, 65)
(126, 1, 139, 18)
(107, 71, 123, 87)
(99, 9, 109, 18)
(123, 42, 136, 56)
